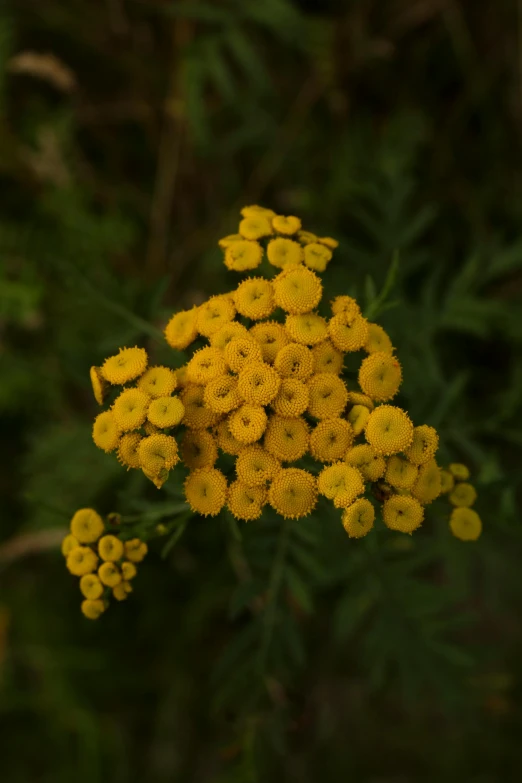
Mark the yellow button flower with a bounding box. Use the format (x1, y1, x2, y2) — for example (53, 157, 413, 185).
(449, 482, 477, 508)
(364, 406, 414, 456)
(70, 508, 105, 544)
(449, 463, 470, 481)
(330, 295, 360, 318)
(184, 467, 228, 516)
(328, 312, 369, 352)
(264, 415, 309, 462)
(267, 237, 303, 269)
(215, 419, 243, 455)
(411, 459, 442, 505)
(318, 463, 365, 509)
(112, 582, 132, 601)
(181, 430, 218, 470)
(227, 480, 266, 521)
(239, 215, 273, 240)
(285, 312, 328, 345)
(204, 374, 241, 414)
(311, 340, 344, 375)
(297, 230, 318, 244)
(440, 469, 455, 494)
(224, 337, 263, 374)
(307, 373, 348, 420)
(196, 295, 236, 337)
(237, 362, 281, 406)
(347, 404, 370, 436)
(66, 546, 98, 576)
(240, 205, 276, 219)
(385, 456, 418, 490)
(61, 534, 79, 557)
(218, 233, 243, 249)
(92, 410, 120, 453)
(310, 418, 353, 463)
(272, 378, 309, 417)
(273, 266, 322, 314)
(165, 307, 199, 350)
(98, 561, 122, 587)
(272, 215, 302, 235)
(80, 573, 104, 600)
(358, 352, 402, 402)
(234, 278, 275, 320)
(210, 321, 251, 350)
(138, 366, 177, 398)
(268, 468, 317, 519)
(342, 498, 375, 539)
(89, 366, 107, 405)
(180, 384, 220, 430)
(117, 432, 142, 470)
(187, 346, 227, 385)
(112, 388, 150, 431)
(345, 444, 386, 481)
(121, 561, 137, 580)
(81, 599, 105, 620)
(138, 433, 179, 474)
(405, 425, 439, 466)
(124, 539, 148, 563)
(382, 496, 424, 534)
(224, 240, 263, 272)
(250, 321, 290, 364)
(364, 323, 394, 355)
(274, 343, 314, 381)
(235, 445, 280, 487)
(228, 404, 268, 444)
(98, 535, 124, 562)
(303, 242, 332, 273)
(101, 346, 148, 385)
(449, 507, 482, 541)
(147, 396, 185, 428)
(318, 236, 339, 249)
(346, 392, 374, 410)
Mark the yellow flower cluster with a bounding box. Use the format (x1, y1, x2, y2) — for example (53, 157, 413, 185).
(440, 463, 482, 541)
(61, 508, 147, 619)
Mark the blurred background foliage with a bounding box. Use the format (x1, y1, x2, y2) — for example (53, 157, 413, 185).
(1, 0, 522, 781)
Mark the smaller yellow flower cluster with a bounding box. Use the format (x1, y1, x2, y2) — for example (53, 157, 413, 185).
(90, 347, 183, 488)
(218, 205, 338, 274)
(61, 508, 147, 619)
(440, 463, 482, 541)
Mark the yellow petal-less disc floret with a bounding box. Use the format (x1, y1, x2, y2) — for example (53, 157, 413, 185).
(181, 430, 218, 470)
(411, 459, 442, 505)
(318, 463, 365, 509)
(273, 266, 322, 314)
(347, 404, 370, 436)
(184, 467, 228, 517)
(328, 312, 369, 352)
(92, 410, 121, 452)
(449, 482, 477, 508)
(310, 418, 353, 463)
(266, 237, 303, 269)
(180, 384, 220, 430)
(204, 374, 241, 414)
(113, 582, 132, 601)
(285, 313, 328, 345)
(318, 236, 339, 249)
(210, 321, 251, 351)
(440, 469, 455, 494)
(385, 456, 418, 490)
(268, 468, 317, 519)
(101, 346, 148, 385)
(187, 346, 227, 385)
(297, 230, 318, 244)
(274, 343, 314, 381)
(239, 215, 273, 240)
(235, 445, 280, 487)
(272, 215, 302, 235)
(250, 321, 290, 363)
(118, 433, 142, 469)
(61, 534, 79, 557)
(228, 404, 268, 445)
(365, 406, 414, 456)
(98, 534, 124, 562)
(98, 561, 122, 587)
(240, 205, 276, 219)
(215, 420, 243, 455)
(307, 373, 348, 420)
(342, 498, 375, 539)
(331, 296, 361, 319)
(224, 337, 263, 374)
(311, 340, 344, 374)
(346, 392, 374, 410)
(264, 415, 309, 462)
(303, 242, 332, 272)
(364, 323, 394, 355)
(138, 366, 177, 398)
(405, 425, 439, 466)
(449, 463, 470, 481)
(147, 396, 185, 428)
(121, 561, 137, 580)
(124, 539, 148, 563)
(224, 240, 263, 272)
(382, 495, 424, 534)
(345, 444, 386, 481)
(66, 546, 99, 576)
(449, 507, 482, 541)
(112, 388, 150, 432)
(138, 433, 179, 474)
(218, 233, 243, 249)
(237, 362, 281, 406)
(70, 508, 105, 544)
(90, 366, 107, 405)
(272, 378, 309, 417)
(358, 352, 402, 402)
(227, 480, 266, 521)
(197, 295, 236, 338)
(81, 599, 105, 620)
(234, 278, 275, 320)
(165, 307, 199, 350)
(79, 573, 104, 600)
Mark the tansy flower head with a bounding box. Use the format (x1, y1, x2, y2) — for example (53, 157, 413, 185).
(240, 205, 276, 219)
(364, 323, 394, 355)
(268, 468, 317, 519)
(364, 406, 414, 456)
(138, 366, 177, 398)
(250, 321, 290, 364)
(267, 237, 303, 269)
(197, 295, 236, 337)
(382, 495, 424, 534)
(92, 410, 120, 453)
(80, 573, 104, 600)
(450, 507, 482, 541)
(342, 498, 375, 539)
(227, 480, 266, 521)
(112, 388, 150, 432)
(285, 312, 328, 345)
(124, 539, 148, 563)
(235, 445, 280, 487)
(181, 430, 218, 470)
(297, 230, 318, 244)
(385, 456, 418, 490)
(180, 384, 220, 430)
(218, 233, 243, 249)
(138, 433, 179, 474)
(273, 266, 322, 314)
(272, 378, 309, 417)
(61, 534, 79, 557)
(70, 508, 104, 544)
(449, 482, 477, 508)
(237, 362, 281, 406)
(274, 342, 314, 381)
(264, 415, 309, 462)
(121, 561, 137, 580)
(187, 346, 227, 385)
(234, 278, 275, 320)
(347, 392, 374, 410)
(175, 365, 189, 388)
(113, 582, 132, 601)
(204, 374, 241, 414)
(318, 236, 339, 249)
(411, 458, 442, 505)
(303, 242, 332, 273)
(310, 418, 353, 463)
(215, 419, 243, 455)
(210, 321, 251, 351)
(345, 444, 386, 481)
(224, 337, 263, 374)
(318, 463, 365, 509)
(147, 396, 185, 428)
(449, 463, 470, 481)
(312, 340, 344, 374)
(405, 425, 439, 466)
(90, 366, 107, 405)
(165, 308, 199, 350)
(81, 599, 105, 620)
(440, 469, 455, 494)
(184, 467, 228, 517)
(358, 352, 402, 402)
(66, 546, 98, 576)
(347, 404, 370, 436)
(101, 346, 148, 385)
(224, 240, 263, 272)
(272, 215, 302, 235)
(307, 373, 348, 420)
(331, 296, 360, 319)
(228, 404, 268, 444)
(239, 215, 273, 240)
(98, 534, 124, 562)
(98, 561, 122, 587)
(328, 312, 369, 352)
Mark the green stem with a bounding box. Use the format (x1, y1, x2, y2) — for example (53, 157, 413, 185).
(260, 518, 292, 671)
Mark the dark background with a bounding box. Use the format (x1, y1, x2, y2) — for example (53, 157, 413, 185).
(1, 1, 522, 781)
